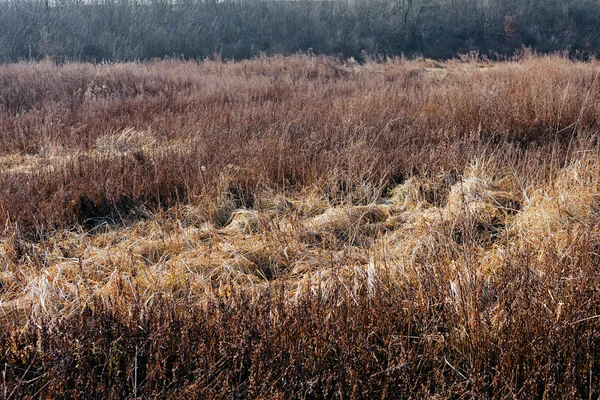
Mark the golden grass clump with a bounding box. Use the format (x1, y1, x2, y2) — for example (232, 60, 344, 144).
(308, 204, 391, 234)
(509, 155, 600, 267)
(254, 193, 296, 217)
(445, 160, 520, 229)
(222, 209, 266, 235)
(387, 176, 440, 210)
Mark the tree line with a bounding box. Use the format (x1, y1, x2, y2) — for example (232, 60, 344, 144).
(1, 0, 599, 63)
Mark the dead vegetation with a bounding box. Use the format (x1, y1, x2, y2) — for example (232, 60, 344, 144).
(1, 54, 600, 398)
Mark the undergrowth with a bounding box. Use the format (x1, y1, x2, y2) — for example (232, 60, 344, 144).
(1, 54, 600, 398)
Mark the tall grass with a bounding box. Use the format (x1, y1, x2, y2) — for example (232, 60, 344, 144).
(1, 54, 600, 398)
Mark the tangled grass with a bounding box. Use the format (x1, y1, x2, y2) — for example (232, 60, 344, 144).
(1, 54, 600, 398)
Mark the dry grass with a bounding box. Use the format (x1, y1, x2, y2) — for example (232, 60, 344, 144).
(1, 54, 600, 398)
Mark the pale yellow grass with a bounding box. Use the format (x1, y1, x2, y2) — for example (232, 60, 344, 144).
(2, 153, 600, 321)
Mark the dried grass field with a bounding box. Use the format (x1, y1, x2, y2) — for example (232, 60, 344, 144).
(2, 54, 600, 398)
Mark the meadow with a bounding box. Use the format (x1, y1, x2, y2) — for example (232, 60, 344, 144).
(1, 53, 600, 398)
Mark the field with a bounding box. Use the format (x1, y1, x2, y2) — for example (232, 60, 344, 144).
(1, 53, 600, 398)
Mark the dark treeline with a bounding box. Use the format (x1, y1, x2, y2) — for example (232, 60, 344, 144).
(1, 0, 599, 62)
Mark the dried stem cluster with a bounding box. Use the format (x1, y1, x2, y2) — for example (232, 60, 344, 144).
(1, 54, 600, 398)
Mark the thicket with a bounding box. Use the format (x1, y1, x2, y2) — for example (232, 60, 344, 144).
(1, 0, 600, 63)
